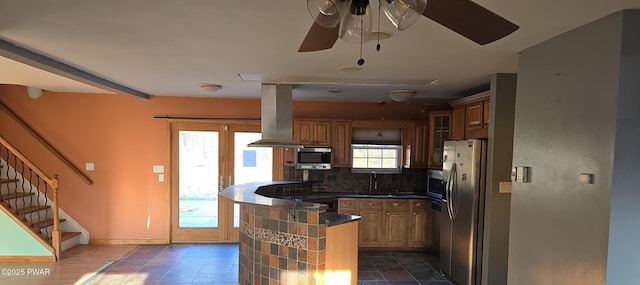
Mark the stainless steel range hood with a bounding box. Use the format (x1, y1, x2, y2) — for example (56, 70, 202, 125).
(248, 84, 304, 148)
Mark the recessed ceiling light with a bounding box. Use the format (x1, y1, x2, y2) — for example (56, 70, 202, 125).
(199, 84, 222, 93)
(339, 66, 364, 72)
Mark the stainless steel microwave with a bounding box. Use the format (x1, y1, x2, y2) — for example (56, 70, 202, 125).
(296, 147, 332, 170)
(426, 169, 445, 200)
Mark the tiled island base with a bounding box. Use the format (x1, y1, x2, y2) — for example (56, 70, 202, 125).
(239, 204, 326, 284)
(221, 181, 361, 285)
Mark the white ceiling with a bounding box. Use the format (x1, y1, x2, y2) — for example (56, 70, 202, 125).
(0, 0, 638, 103)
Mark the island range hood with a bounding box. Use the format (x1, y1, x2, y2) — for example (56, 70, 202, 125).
(248, 84, 304, 148)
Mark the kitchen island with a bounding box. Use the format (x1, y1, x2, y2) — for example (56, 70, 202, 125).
(219, 181, 361, 285)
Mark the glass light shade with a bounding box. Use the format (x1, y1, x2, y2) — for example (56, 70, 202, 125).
(381, 0, 427, 30)
(339, 1, 372, 43)
(27, 86, 43, 99)
(388, 90, 415, 102)
(307, 0, 344, 28)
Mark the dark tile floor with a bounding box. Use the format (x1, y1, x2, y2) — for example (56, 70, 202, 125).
(357, 251, 453, 285)
(85, 244, 453, 285)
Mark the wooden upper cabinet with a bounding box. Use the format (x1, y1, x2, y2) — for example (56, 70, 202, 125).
(466, 101, 484, 133)
(451, 106, 466, 140)
(428, 111, 451, 169)
(295, 119, 332, 146)
(449, 90, 490, 139)
(405, 121, 429, 168)
(332, 121, 352, 167)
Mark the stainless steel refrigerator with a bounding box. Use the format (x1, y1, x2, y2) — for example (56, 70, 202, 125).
(440, 139, 486, 285)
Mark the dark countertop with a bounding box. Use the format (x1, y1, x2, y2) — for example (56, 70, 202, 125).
(219, 181, 362, 227)
(219, 181, 434, 228)
(218, 181, 327, 211)
(289, 192, 434, 201)
(321, 212, 361, 227)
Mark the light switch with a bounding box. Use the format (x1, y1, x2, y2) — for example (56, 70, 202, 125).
(158, 174, 165, 182)
(512, 166, 530, 183)
(579, 173, 594, 185)
(86, 162, 94, 171)
(153, 165, 164, 174)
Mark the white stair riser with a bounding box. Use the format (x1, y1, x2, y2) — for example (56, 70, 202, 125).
(61, 236, 80, 252)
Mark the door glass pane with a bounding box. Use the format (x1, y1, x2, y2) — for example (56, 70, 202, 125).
(179, 131, 219, 228)
(233, 132, 273, 227)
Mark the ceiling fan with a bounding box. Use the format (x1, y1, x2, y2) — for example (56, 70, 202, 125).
(299, 0, 519, 59)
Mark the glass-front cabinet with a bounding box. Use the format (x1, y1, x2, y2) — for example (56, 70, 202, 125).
(428, 111, 451, 169)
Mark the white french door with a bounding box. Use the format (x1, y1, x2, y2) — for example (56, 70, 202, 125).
(170, 121, 272, 242)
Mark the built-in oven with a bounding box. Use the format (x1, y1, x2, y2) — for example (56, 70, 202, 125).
(426, 169, 445, 200)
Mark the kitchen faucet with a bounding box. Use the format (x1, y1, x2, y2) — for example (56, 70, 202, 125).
(368, 171, 377, 194)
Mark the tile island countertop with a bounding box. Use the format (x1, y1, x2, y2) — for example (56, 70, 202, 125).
(218, 180, 361, 227)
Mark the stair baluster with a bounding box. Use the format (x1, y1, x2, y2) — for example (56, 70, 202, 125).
(0, 137, 63, 260)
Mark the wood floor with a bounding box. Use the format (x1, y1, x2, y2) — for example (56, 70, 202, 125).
(0, 244, 137, 285)
(0, 244, 451, 285)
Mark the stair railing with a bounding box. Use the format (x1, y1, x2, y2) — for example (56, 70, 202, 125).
(0, 136, 61, 260)
(0, 101, 92, 185)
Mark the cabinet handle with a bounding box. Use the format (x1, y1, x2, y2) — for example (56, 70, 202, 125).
(393, 203, 399, 207)
(469, 120, 481, 126)
(416, 203, 422, 207)
(386, 212, 390, 216)
(413, 212, 416, 216)
(368, 203, 374, 206)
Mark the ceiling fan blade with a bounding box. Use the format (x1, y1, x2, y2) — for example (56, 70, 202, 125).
(298, 21, 340, 52)
(423, 0, 519, 45)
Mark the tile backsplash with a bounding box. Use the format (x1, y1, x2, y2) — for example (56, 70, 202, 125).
(284, 167, 429, 194)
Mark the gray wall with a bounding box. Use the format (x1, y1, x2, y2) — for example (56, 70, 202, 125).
(481, 73, 517, 285)
(606, 10, 640, 285)
(508, 12, 624, 285)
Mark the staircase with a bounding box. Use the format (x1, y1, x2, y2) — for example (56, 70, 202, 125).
(0, 139, 87, 261)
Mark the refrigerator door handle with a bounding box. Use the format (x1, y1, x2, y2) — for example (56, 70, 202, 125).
(450, 163, 458, 219)
(446, 162, 457, 220)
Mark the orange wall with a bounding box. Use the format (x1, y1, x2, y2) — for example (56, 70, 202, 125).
(0, 84, 431, 241)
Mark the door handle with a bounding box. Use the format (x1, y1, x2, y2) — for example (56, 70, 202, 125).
(450, 163, 458, 219)
(446, 163, 457, 220)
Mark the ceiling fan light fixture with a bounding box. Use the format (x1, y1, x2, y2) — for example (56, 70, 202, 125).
(381, 0, 427, 30)
(388, 89, 415, 102)
(339, 0, 372, 43)
(307, 0, 346, 28)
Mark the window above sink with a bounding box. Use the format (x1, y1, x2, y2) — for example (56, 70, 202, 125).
(351, 144, 402, 174)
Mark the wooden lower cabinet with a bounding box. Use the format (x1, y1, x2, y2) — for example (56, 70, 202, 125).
(338, 198, 433, 249)
(410, 200, 433, 248)
(359, 210, 384, 246)
(385, 211, 410, 247)
(358, 199, 384, 246)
